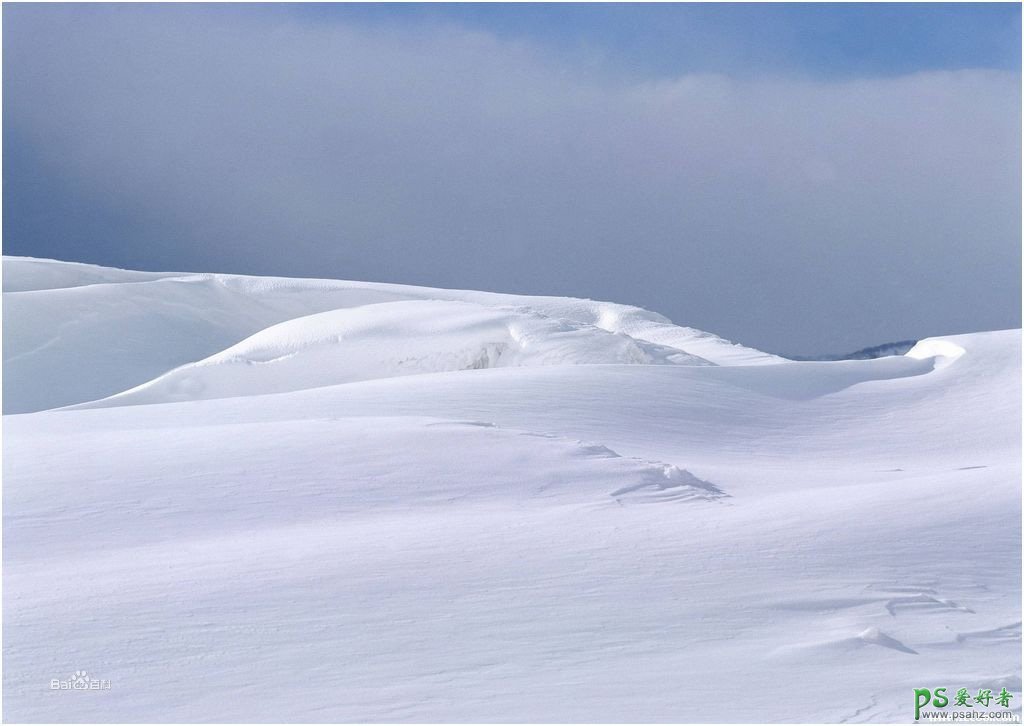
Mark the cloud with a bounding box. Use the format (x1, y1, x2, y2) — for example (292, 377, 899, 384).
(3, 5, 1020, 353)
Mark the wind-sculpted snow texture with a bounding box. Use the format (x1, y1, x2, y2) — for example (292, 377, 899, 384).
(3, 257, 1020, 723)
(2, 257, 774, 414)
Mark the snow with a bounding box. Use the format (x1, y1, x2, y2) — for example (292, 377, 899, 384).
(2, 256, 1020, 723)
(0, 256, 175, 293)
(906, 337, 967, 368)
(78, 299, 709, 408)
(2, 261, 776, 415)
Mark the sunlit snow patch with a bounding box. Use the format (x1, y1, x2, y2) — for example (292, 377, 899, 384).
(81, 300, 712, 407)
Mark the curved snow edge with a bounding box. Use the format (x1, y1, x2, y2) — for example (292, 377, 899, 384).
(905, 338, 967, 369)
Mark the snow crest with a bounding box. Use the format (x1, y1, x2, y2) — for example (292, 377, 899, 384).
(81, 300, 711, 407)
(3, 256, 777, 413)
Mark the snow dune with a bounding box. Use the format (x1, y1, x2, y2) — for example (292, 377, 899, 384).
(2, 257, 1019, 723)
(2, 257, 776, 414)
(78, 299, 710, 408)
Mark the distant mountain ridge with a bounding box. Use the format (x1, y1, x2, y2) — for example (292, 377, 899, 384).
(792, 340, 918, 361)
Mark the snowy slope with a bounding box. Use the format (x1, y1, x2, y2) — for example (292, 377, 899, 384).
(2, 258, 1020, 723)
(0, 256, 176, 293)
(76, 300, 709, 408)
(2, 257, 777, 414)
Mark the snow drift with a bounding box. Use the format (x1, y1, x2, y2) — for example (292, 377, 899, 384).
(2, 257, 1019, 724)
(79, 299, 709, 408)
(2, 257, 777, 414)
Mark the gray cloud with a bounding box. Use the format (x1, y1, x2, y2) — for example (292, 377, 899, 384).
(3, 5, 1020, 354)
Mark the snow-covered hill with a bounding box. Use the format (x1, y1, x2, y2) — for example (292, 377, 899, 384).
(74, 299, 712, 408)
(2, 257, 1020, 723)
(2, 257, 778, 414)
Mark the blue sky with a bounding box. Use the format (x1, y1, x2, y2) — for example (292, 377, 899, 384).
(3, 3, 1021, 355)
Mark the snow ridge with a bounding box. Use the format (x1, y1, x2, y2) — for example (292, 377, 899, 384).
(2, 256, 774, 413)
